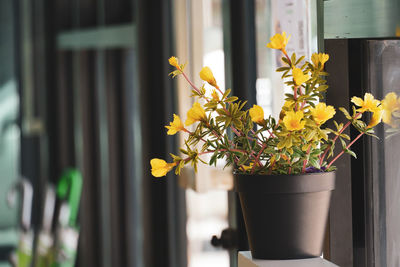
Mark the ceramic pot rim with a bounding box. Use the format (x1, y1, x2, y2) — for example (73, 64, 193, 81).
(234, 171, 336, 194)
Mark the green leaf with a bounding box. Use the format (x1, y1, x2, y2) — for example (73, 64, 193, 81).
(281, 57, 290, 65)
(276, 67, 290, 72)
(295, 55, 305, 65)
(225, 96, 238, 103)
(237, 154, 249, 166)
(345, 148, 357, 159)
(222, 89, 232, 100)
(339, 107, 352, 120)
(309, 157, 320, 169)
(305, 130, 317, 141)
(340, 138, 347, 149)
(292, 147, 304, 156)
(316, 85, 329, 92)
(291, 53, 296, 65)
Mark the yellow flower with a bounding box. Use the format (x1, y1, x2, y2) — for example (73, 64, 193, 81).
(165, 114, 185, 135)
(200, 67, 217, 87)
(211, 89, 219, 101)
(169, 56, 179, 68)
(351, 93, 381, 113)
(185, 102, 207, 126)
(266, 32, 291, 50)
(310, 102, 336, 125)
(150, 158, 177, 177)
(279, 100, 294, 121)
(367, 106, 383, 128)
(249, 105, 264, 124)
(241, 163, 254, 171)
(283, 111, 306, 131)
(311, 53, 329, 69)
(292, 67, 310, 86)
(381, 92, 400, 125)
(282, 100, 294, 109)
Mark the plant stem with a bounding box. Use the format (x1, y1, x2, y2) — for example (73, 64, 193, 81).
(268, 161, 275, 174)
(302, 144, 312, 173)
(180, 70, 201, 95)
(251, 144, 267, 174)
(183, 128, 208, 143)
(282, 49, 292, 67)
(326, 131, 364, 169)
(214, 85, 224, 96)
(319, 112, 362, 165)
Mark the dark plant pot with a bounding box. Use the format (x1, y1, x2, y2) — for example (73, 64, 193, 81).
(234, 171, 335, 260)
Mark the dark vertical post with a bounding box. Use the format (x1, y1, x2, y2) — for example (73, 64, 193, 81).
(136, 0, 186, 266)
(225, 0, 257, 104)
(324, 39, 354, 267)
(223, 0, 257, 265)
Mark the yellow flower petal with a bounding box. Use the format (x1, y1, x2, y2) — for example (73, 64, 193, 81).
(351, 96, 364, 107)
(165, 114, 184, 135)
(279, 100, 294, 121)
(242, 163, 254, 171)
(351, 93, 380, 113)
(368, 107, 383, 128)
(211, 89, 219, 101)
(311, 53, 329, 69)
(381, 92, 400, 125)
(249, 105, 265, 124)
(310, 102, 336, 125)
(283, 111, 305, 131)
(266, 32, 291, 50)
(185, 102, 207, 126)
(200, 67, 217, 87)
(292, 67, 310, 86)
(168, 56, 179, 68)
(150, 158, 176, 177)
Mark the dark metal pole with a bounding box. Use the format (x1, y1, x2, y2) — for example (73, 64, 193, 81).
(136, 0, 186, 266)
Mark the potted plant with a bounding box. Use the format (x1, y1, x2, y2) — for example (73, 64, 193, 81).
(150, 32, 399, 259)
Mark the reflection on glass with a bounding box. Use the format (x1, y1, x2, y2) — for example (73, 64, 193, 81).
(0, 0, 20, 235)
(186, 1, 229, 267)
(0, 80, 20, 228)
(255, 0, 316, 117)
(368, 40, 400, 267)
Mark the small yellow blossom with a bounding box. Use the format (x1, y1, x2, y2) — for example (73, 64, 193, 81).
(241, 163, 254, 171)
(168, 56, 179, 68)
(279, 100, 294, 121)
(249, 105, 265, 124)
(381, 92, 400, 125)
(292, 67, 310, 86)
(165, 114, 185, 135)
(282, 100, 294, 109)
(185, 102, 207, 126)
(351, 93, 381, 113)
(266, 32, 291, 50)
(311, 53, 329, 69)
(368, 106, 383, 128)
(283, 111, 306, 131)
(310, 102, 336, 125)
(150, 158, 177, 177)
(200, 67, 217, 87)
(211, 89, 219, 101)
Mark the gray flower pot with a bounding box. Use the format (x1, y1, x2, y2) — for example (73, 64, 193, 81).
(234, 171, 335, 259)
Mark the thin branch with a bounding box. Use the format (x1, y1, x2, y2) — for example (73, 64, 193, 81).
(327, 132, 364, 168)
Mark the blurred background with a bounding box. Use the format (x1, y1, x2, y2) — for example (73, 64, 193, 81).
(0, 0, 399, 267)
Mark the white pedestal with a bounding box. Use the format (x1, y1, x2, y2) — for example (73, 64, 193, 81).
(238, 251, 339, 267)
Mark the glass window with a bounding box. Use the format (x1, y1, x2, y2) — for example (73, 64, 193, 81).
(368, 39, 400, 267)
(173, 0, 230, 266)
(255, 0, 318, 117)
